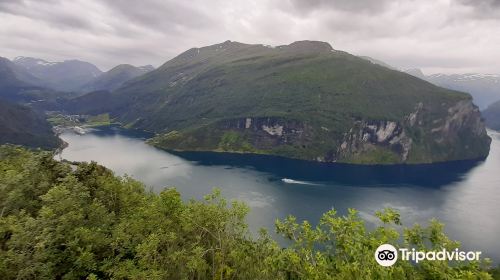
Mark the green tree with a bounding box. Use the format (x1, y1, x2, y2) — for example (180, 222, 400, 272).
(0, 145, 496, 279)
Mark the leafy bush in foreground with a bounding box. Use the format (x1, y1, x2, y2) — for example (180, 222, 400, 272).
(0, 145, 495, 279)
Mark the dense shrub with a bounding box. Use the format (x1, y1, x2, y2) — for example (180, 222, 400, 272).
(0, 145, 496, 279)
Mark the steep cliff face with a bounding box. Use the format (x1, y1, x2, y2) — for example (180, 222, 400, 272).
(336, 120, 411, 163)
(335, 100, 490, 163)
(405, 100, 490, 163)
(150, 98, 490, 164)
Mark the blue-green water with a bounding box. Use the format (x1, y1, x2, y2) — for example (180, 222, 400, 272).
(59, 126, 500, 262)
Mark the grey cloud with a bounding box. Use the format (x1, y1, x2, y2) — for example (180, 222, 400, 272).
(0, 0, 96, 31)
(453, 0, 500, 18)
(458, 0, 500, 8)
(0, 0, 499, 74)
(287, 0, 392, 14)
(100, 0, 218, 31)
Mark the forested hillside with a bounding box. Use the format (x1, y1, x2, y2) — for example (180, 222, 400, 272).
(0, 145, 495, 279)
(0, 101, 60, 149)
(61, 40, 491, 164)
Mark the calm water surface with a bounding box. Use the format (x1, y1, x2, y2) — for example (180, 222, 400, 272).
(58, 126, 500, 262)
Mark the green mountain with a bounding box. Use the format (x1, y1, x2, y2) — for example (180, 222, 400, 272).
(64, 40, 491, 164)
(80, 64, 154, 93)
(0, 99, 60, 149)
(483, 100, 500, 131)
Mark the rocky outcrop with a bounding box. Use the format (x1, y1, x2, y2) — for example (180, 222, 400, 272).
(215, 99, 490, 163)
(151, 99, 490, 164)
(335, 100, 490, 163)
(217, 117, 312, 148)
(337, 120, 412, 162)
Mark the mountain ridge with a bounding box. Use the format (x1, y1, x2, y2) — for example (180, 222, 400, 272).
(404, 69, 500, 109)
(0, 56, 59, 103)
(59, 40, 491, 164)
(13, 56, 102, 92)
(80, 64, 154, 93)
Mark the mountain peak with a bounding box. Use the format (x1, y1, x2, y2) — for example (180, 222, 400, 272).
(13, 56, 57, 68)
(12, 56, 102, 91)
(80, 63, 154, 93)
(404, 68, 425, 79)
(209, 40, 249, 50)
(281, 40, 334, 52)
(138, 65, 155, 71)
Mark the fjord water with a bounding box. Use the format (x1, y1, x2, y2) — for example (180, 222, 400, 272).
(58, 126, 500, 262)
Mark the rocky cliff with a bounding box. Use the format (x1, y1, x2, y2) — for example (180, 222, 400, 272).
(150, 98, 490, 164)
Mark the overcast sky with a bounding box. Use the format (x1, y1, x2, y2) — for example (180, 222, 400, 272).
(1, 0, 499, 74)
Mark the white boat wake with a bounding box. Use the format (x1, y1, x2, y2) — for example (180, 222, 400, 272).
(281, 178, 320, 186)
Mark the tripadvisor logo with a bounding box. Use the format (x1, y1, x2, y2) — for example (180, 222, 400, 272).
(375, 244, 398, 266)
(375, 244, 482, 267)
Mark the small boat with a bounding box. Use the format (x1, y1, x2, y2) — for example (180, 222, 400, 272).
(281, 178, 320, 186)
(281, 178, 296, 184)
(73, 126, 86, 135)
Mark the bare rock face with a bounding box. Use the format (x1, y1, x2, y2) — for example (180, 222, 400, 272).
(336, 120, 412, 163)
(333, 100, 490, 163)
(408, 99, 490, 163)
(157, 101, 490, 164)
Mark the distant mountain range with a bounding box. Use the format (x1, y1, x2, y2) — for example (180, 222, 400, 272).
(13, 57, 102, 92)
(0, 57, 61, 104)
(80, 64, 154, 92)
(60, 40, 491, 164)
(11, 57, 154, 93)
(404, 69, 500, 110)
(0, 56, 155, 149)
(360, 59, 500, 131)
(483, 100, 500, 131)
(0, 57, 61, 148)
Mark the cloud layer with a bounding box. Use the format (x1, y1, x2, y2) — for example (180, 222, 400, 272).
(1, 0, 499, 74)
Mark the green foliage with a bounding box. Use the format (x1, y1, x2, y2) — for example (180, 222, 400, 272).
(275, 209, 492, 279)
(218, 131, 255, 152)
(0, 146, 494, 279)
(345, 146, 402, 164)
(491, 266, 500, 279)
